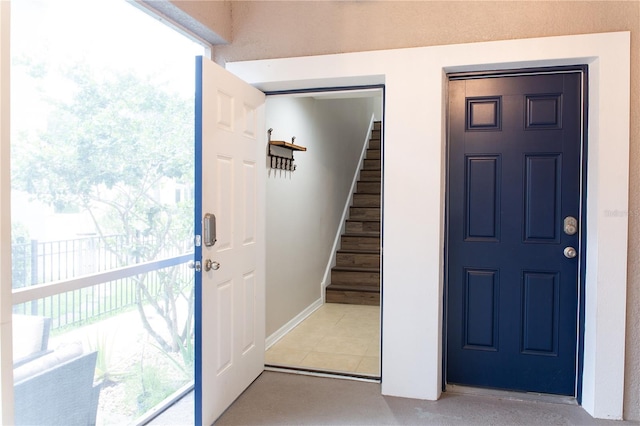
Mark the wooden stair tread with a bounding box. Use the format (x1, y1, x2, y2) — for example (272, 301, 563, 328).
(326, 284, 380, 292)
(343, 233, 380, 238)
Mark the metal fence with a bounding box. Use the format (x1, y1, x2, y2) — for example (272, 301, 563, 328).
(11, 234, 193, 330)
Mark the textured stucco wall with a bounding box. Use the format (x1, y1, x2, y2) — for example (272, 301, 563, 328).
(211, 1, 638, 64)
(162, 0, 639, 420)
(169, 0, 232, 43)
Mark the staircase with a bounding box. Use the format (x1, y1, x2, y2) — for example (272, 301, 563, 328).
(325, 121, 381, 305)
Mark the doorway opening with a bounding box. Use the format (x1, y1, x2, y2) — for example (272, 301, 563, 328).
(444, 67, 587, 398)
(262, 87, 384, 379)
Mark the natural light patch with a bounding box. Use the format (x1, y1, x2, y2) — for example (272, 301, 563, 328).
(11, 1, 202, 424)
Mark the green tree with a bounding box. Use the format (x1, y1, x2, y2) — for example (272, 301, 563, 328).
(12, 61, 194, 362)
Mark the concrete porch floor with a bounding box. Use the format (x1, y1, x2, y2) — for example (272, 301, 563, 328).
(149, 370, 639, 425)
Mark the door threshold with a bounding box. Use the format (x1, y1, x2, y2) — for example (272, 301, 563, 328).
(445, 384, 578, 406)
(265, 365, 381, 383)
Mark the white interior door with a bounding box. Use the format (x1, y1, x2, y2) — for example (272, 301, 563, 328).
(195, 56, 266, 425)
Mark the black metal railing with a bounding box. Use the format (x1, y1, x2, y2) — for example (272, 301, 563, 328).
(11, 234, 192, 329)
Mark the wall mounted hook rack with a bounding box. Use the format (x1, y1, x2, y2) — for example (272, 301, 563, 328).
(268, 128, 307, 171)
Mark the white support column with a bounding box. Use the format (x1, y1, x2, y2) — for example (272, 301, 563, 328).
(0, 1, 15, 424)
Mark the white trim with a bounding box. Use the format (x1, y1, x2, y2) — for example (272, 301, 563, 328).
(320, 114, 376, 289)
(228, 32, 631, 420)
(265, 298, 322, 349)
(134, 381, 194, 426)
(0, 2, 14, 424)
(128, 0, 214, 59)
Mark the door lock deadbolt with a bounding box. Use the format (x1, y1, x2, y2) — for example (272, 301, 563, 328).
(563, 216, 578, 236)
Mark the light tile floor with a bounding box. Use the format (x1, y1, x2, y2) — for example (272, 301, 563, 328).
(265, 303, 381, 377)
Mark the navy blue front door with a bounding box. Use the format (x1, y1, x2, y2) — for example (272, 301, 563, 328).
(446, 71, 583, 395)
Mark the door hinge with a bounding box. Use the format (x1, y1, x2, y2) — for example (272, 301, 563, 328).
(194, 235, 201, 247)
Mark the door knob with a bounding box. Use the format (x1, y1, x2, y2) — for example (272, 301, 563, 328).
(204, 259, 220, 271)
(563, 247, 577, 259)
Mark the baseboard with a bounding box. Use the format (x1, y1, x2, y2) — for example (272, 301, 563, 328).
(265, 298, 323, 349)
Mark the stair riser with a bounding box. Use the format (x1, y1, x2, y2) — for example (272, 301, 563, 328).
(369, 139, 381, 150)
(326, 289, 380, 306)
(331, 270, 380, 286)
(349, 207, 380, 221)
(349, 207, 380, 220)
(352, 194, 380, 208)
(346, 221, 380, 234)
(363, 159, 381, 170)
(371, 129, 381, 139)
(373, 122, 382, 130)
(357, 182, 381, 194)
(366, 149, 381, 160)
(336, 252, 380, 268)
(360, 170, 381, 181)
(341, 235, 380, 250)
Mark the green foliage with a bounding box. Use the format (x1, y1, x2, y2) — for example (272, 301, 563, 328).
(148, 334, 194, 379)
(84, 325, 128, 385)
(131, 364, 177, 415)
(12, 58, 195, 361)
(12, 62, 194, 244)
(126, 344, 190, 417)
(11, 222, 31, 288)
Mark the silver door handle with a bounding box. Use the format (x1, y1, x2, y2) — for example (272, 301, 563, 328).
(563, 247, 577, 259)
(204, 259, 220, 271)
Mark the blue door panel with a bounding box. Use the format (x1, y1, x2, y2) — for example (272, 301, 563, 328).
(526, 94, 562, 129)
(522, 272, 560, 354)
(465, 156, 500, 241)
(447, 72, 582, 396)
(464, 269, 499, 350)
(524, 155, 561, 242)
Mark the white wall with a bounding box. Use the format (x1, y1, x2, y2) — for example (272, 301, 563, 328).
(265, 95, 379, 337)
(229, 32, 631, 419)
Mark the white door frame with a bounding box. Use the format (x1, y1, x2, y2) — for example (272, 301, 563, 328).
(0, 2, 14, 424)
(228, 32, 631, 420)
